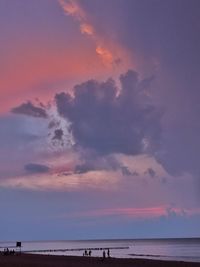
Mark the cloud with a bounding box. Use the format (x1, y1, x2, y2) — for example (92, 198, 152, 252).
(0, 169, 120, 192)
(48, 119, 60, 129)
(74, 164, 92, 174)
(56, 70, 162, 156)
(11, 101, 48, 118)
(0, 114, 49, 180)
(59, 0, 85, 20)
(121, 166, 138, 177)
(58, 0, 130, 68)
(74, 152, 120, 174)
(58, 0, 112, 65)
(63, 206, 200, 220)
(24, 163, 49, 174)
(52, 128, 64, 141)
(145, 168, 156, 178)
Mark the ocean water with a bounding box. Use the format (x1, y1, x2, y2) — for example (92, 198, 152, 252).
(1, 238, 200, 263)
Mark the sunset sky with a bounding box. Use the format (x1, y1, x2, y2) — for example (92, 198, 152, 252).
(0, 0, 200, 241)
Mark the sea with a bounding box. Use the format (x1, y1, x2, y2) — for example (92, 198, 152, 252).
(1, 238, 200, 263)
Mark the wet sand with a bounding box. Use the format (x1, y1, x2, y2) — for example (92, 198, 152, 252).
(0, 254, 200, 267)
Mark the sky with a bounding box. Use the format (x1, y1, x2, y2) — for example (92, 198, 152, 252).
(0, 0, 200, 241)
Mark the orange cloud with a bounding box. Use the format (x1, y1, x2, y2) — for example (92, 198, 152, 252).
(96, 46, 114, 66)
(59, 0, 85, 20)
(80, 23, 94, 35)
(58, 0, 133, 69)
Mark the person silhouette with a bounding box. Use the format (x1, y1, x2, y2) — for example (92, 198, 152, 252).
(107, 249, 110, 258)
(103, 250, 106, 259)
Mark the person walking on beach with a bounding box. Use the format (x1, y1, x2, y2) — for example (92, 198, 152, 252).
(103, 250, 106, 259)
(107, 249, 110, 258)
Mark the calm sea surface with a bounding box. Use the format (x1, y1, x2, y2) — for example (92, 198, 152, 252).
(1, 238, 200, 263)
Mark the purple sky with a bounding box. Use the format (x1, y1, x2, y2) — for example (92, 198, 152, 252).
(0, 0, 200, 241)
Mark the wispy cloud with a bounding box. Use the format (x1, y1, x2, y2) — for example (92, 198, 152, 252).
(11, 101, 48, 118)
(58, 0, 131, 68)
(63, 206, 200, 220)
(0, 169, 120, 192)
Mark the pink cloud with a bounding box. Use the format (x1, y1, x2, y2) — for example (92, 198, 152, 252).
(0, 37, 113, 114)
(65, 206, 200, 220)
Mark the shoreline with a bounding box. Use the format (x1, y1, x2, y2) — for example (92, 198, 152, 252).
(0, 253, 200, 267)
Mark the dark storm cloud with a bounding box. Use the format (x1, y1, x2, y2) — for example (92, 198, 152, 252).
(56, 70, 162, 156)
(11, 101, 48, 118)
(24, 163, 49, 174)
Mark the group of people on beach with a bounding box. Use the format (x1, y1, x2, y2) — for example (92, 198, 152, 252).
(103, 249, 110, 259)
(83, 249, 92, 256)
(83, 248, 110, 259)
(0, 248, 15, 256)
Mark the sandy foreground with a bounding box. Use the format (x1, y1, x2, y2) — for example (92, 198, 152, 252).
(0, 254, 200, 267)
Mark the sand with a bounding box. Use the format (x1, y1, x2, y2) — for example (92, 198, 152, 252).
(0, 254, 200, 267)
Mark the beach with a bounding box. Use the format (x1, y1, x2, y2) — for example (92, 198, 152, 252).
(0, 254, 200, 267)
